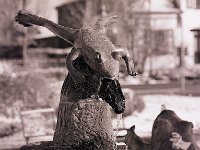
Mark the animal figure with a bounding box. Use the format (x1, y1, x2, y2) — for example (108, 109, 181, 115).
(124, 125, 151, 150)
(15, 11, 137, 114)
(125, 109, 196, 150)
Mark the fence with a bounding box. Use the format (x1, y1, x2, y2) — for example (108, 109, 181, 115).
(0, 58, 66, 68)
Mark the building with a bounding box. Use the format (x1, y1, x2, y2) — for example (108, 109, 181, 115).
(107, 0, 200, 72)
(183, 0, 200, 64)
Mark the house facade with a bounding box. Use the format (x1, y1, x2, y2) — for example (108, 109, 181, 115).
(150, 0, 200, 67)
(110, 0, 200, 72)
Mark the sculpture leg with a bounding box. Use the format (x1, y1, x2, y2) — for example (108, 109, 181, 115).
(15, 10, 78, 44)
(111, 50, 137, 76)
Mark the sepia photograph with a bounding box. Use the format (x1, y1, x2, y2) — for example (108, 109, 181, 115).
(0, 0, 200, 149)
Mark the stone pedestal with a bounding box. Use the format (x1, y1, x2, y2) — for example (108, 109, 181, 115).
(20, 99, 115, 150)
(53, 99, 114, 150)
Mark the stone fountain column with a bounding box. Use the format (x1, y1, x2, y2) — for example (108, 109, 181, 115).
(51, 71, 115, 150)
(53, 99, 114, 150)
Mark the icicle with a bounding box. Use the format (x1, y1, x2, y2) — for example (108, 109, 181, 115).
(113, 114, 122, 150)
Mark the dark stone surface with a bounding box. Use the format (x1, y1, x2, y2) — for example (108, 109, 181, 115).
(72, 56, 126, 114)
(99, 78, 125, 114)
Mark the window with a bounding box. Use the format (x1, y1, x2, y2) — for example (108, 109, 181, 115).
(187, 0, 200, 9)
(151, 30, 174, 55)
(197, 0, 200, 8)
(187, 0, 195, 8)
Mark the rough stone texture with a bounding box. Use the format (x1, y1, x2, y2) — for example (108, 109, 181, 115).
(53, 99, 114, 150)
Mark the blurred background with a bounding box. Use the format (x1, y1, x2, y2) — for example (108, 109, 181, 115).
(0, 0, 200, 149)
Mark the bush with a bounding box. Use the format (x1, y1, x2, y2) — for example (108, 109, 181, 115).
(0, 64, 62, 137)
(0, 121, 21, 138)
(0, 67, 59, 118)
(123, 89, 145, 117)
(150, 67, 200, 81)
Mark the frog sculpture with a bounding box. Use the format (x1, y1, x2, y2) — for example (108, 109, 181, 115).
(16, 10, 137, 114)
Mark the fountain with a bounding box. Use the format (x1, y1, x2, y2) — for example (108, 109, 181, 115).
(16, 10, 137, 150)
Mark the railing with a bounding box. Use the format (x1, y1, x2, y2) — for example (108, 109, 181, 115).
(20, 106, 56, 144)
(0, 59, 23, 65)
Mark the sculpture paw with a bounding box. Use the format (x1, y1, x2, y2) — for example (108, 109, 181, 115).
(15, 10, 44, 27)
(128, 66, 138, 76)
(15, 10, 33, 27)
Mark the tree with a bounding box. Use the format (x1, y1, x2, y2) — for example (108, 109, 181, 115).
(101, 0, 151, 73)
(0, 0, 22, 46)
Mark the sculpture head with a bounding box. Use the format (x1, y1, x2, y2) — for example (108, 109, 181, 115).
(73, 16, 121, 79)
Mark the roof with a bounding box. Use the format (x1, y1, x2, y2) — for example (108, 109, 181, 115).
(191, 28, 200, 32)
(130, 9, 182, 15)
(56, 0, 79, 9)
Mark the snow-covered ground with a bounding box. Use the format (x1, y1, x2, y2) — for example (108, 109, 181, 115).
(113, 94, 200, 137)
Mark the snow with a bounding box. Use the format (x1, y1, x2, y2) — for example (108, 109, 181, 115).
(113, 94, 200, 137)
